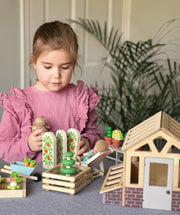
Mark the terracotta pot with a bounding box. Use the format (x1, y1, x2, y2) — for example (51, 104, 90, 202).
(112, 139, 123, 148)
(104, 136, 112, 145)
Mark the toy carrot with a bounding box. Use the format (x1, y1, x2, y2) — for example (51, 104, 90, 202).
(24, 158, 31, 166)
(29, 160, 37, 167)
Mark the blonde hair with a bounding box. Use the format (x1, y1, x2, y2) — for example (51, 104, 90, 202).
(32, 21, 79, 65)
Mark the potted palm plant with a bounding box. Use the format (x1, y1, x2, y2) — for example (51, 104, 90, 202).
(71, 18, 180, 136)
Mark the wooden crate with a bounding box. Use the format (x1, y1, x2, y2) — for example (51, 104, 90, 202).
(42, 163, 92, 195)
(0, 178, 26, 198)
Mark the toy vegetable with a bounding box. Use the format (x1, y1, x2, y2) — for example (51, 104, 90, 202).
(23, 158, 37, 167)
(29, 160, 37, 167)
(24, 158, 31, 166)
(112, 129, 123, 148)
(7, 172, 22, 190)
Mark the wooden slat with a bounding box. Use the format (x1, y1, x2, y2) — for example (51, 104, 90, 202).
(74, 179, 92, 194)
(42, 162, 93, 195)
(42, 163, 91, 182)
(109, 169, 123, 175)
(122, 111, 162, 151)
(111, 165, 123, 171)
(105, 178, 122, 186)
(42, 178, 75, 188)
(108, 173, 122, 180)
(42, 178, 92, 195)
(100, 163, 123, 194)
(42, 184, 75, 194)
(87, 150, 112, 167)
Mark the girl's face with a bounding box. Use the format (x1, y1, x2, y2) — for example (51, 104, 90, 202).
(32, 49, 74, 92)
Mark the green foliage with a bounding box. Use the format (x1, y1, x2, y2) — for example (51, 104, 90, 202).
(24, 158, 31, 163)
(11, 172, 22, 183)
(71, 18, 180, 135)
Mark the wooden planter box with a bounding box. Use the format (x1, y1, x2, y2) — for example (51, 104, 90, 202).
(0, 178, 26, 198)
(42, 163, 92, 195)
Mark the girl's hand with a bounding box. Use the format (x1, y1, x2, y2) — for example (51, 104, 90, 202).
(28, 128, 46, 152)
(76, 137, 91, 156)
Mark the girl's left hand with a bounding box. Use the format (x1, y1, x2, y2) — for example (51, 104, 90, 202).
(76, 137, 91, 156)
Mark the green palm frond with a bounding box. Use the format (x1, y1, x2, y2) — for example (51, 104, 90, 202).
(71, 18, 180, 135)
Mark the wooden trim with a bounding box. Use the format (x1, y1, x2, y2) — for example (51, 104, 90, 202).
(100, 163, 123, 194)
(121, 0, 131, 41)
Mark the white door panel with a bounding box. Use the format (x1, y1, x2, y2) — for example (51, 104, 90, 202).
(143, 157, 173, 210)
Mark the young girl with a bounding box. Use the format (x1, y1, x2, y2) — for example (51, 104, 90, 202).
(0, 21, 100, 163)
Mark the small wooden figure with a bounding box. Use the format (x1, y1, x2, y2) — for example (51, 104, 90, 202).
(31, 116, 50, 131)
(83, 140, 112, 178)
(83, 139, 109, 162)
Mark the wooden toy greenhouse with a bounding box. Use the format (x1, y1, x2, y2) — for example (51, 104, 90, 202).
(100, 111, 180, 211)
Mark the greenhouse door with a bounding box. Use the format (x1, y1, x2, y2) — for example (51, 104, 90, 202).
(143, 157, 173, 210)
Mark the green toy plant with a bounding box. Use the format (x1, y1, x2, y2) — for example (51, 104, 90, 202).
(60, 152, 76, 176)
(112, 129, 124, 148)
(104, 126, 112, 145)
(112, 129, 123, 141)
(7, 172, 22, 190)
(107, 126, 112, 138)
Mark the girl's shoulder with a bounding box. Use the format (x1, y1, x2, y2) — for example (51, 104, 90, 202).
(1, 86, 28, 105)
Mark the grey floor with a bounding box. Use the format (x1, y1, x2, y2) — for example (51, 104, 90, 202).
(0, 158, 179, 215)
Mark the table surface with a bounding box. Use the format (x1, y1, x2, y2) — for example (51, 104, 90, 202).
(0, 159, 179, 215)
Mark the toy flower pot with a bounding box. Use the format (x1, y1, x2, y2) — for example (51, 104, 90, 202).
(104, 136, 112, 145)
(112, 139, 123, 148)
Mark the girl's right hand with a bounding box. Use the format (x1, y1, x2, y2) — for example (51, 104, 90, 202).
(28, 128, 46, 152)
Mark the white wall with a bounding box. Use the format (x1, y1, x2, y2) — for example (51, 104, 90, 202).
(1, 0, 180, 120)
(0, 0, 20, 119)
(130, 0, 180, 60)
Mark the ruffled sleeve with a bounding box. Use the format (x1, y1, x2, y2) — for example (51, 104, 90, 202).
(75, 80, 100, 148)
(0, 87, 37, 163)
(88, 86, 100, 111)
(75, 81, 89, 132)
(75, 80, 99, 132)
(1, 87, 33, 127)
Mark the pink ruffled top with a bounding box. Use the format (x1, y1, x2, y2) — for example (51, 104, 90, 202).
(0, 80, 100, 163)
